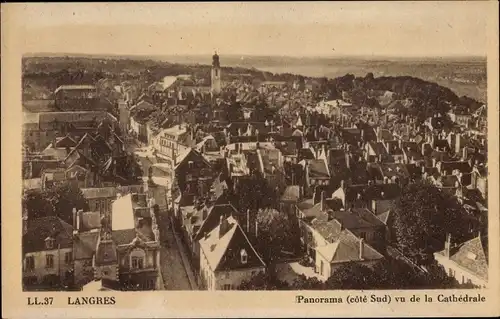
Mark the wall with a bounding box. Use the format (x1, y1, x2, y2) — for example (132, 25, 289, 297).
(215, 267, 265, 290)
(434, 253, 486, 287)
(74, 258, 94, 286)
(23, 248, 73, 283)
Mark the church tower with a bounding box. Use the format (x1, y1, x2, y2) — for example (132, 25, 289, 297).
(211, 52, 221, 94)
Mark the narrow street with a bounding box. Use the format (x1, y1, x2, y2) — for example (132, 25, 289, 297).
(131, 139, 197, 290)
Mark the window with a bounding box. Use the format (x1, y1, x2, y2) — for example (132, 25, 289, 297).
(64, 252, 72, 265)
(188, 161, 194, 169)
(240, 249, 248, 264)
(222, 284, 231, 290)
(186, 174, 193, 182)
(45, 238, 54, 250)
(25, 256, 35, 271)
(360, 232, 367, 240)
(46, 254, 54, 269)
(131, 256, 144, 269)
(103, 270, 109, 276)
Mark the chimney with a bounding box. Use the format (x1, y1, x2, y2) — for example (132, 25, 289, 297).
(219, 215, 230, 238)
(72, 208, 78, 234)
(246, 209, 250, 233)
(444, 233, 451, 258)
(359, 238, 364, 260)
(462, 147, 468, 161)
(255, 217, 259, 238)
(76, 209, 81, 232)
(320, 191, 326, 211)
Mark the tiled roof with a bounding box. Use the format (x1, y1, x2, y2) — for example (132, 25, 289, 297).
(368, 142, 388, 156)
(438, 236, 488, 280)
(112, 229, 138, 246)
(308, 159, 330, 179)
(311, 220, 383, 263)
(81, 187, 117, 199)
(23, 216, 73, 254)
(194, 204, 240, 241)
(280, 185, 301, 202)
(199, 216, 265, 271)
(73, 231, 99, 260)
(345, 183, 401, 202)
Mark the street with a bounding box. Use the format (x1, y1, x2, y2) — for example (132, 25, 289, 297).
(132, 141, 197, 290)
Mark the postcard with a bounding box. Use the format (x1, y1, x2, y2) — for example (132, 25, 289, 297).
(2, 2, 499, 318)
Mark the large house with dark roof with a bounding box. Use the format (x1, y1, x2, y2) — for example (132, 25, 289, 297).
(301, 208, 384, 281)
(198, 216, 266, 290)
(23, 216, 74, 289)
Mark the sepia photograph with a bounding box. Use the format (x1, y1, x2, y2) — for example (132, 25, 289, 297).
(2, 1, 499, 318)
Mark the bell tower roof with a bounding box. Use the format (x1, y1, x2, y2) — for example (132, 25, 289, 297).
(212, 51, 220, 68)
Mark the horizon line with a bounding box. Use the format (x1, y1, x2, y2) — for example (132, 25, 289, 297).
(24, 51, 487, 61)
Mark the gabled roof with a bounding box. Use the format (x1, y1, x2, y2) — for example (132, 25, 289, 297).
(174, 148, 212, 171)
(199, 216, 265, 271)
(437, 235, 488, 281)
(307, 159, 330, 179)
(23, 216, 73, 254)
(193, 204, 240, 241)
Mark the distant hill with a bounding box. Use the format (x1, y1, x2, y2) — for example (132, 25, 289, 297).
(22, 53, 487, 103)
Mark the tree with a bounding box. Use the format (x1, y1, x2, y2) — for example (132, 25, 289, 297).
(44, 183, 89, 225)
(22, 189, 53, 221)
(324, 262, 378, 289)
(237, 272, 290, 290)
(23, 182, 89, 225)
(233, 171, 276, 213)
(254, 208, 300, 267)
(291, 274, 324, 290)
(392, 181, 471, 265)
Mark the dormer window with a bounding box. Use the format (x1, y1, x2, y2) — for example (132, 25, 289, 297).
(45, 237, 54, 250)
(188, 161, 194, 169)
(240, 249, 248, 264)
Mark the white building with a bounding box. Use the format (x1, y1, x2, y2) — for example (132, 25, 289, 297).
(198, 216, 266, 290)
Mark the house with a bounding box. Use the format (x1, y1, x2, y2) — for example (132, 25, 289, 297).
(23, 111, 117, 151)
(41, 135, 77, 160)
(198, 216, 266, 290)
(155, 124, 195, 168)
(448, 110, 472, 128)
(81, 187, 117, 213)
(434, 234, 488, 287)
(471, 165, 487, 199)
(23, 216, 74, 289)
(92, 193, 161, 290)
(72, 210, 101, 286)
(171, 148, 214, 202)
(300, 158, 330, 196)
(54, 85, 100, 111)
(301, 210, 384, 281)
(331, 181, 401, 214)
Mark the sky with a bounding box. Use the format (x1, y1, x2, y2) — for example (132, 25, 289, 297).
(9, 2, 492, 58)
